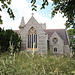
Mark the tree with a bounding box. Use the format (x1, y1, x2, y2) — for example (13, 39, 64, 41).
(0, 28, 6, 52)
(0, 28, 21, 53)
(67, 29, 75, 52)
(5, 29, 22, 53)
(31, 0, 75, 29)
(0, 0, 15, 24)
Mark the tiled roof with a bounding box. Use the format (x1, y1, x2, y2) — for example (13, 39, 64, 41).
(13, 29, 69, 45)
(44, 29, 69, 45)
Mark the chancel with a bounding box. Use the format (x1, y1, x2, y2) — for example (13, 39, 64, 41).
(14, 14, 70, 54)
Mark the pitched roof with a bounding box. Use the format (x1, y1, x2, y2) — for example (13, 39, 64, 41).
(26, 16, 39, 25)
(13, 29, 69, 45)
(44, 29, 69, 45)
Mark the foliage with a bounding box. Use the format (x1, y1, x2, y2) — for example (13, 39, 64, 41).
(0, 27, 21, 53)
(67, 29, 75, 57)
(51, 0, 75, 29)
(31, 0, 49, 11)
(31, 0, 75, 29)
(0, 0, 15, 24)
(0, 52, 75, 75)
(0, 0, 75, 29)
(67, 29, 75, 51)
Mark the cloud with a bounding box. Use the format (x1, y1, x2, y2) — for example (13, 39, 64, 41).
(48, 13, 67, 29)
(0, 0, 67, 30)
(48, 0, 53, 3)
(0, 0, 32, 29)
(33, 12, 67, 29)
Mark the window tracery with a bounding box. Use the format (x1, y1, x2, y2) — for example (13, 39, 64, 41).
(28, 27, 37, 48)
(53, 38, 58, 43)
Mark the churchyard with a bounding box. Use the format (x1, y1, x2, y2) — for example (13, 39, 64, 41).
(0, 50, 75, 75)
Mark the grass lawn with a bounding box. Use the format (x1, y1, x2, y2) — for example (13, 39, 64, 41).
(0, 51, 75, 75)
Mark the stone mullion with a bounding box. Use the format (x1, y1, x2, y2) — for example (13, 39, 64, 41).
(32, 34, 33, 48)
(29, 34, 30, 48)
(31, 34, 32, 48)
(33, 34, 34, 45)
(34, 34, 35, 43)
(35, 34, 37, 48)
(30, 35, 31, 48)
(28, 35, 29, 48)
(35, 34, 36, 48)
(33, 34, 34, 43)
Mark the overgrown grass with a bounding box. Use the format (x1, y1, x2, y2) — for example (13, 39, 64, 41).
(0, 51, 75, 75)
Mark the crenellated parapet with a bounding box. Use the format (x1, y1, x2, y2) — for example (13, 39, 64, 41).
(40, 23, 46, 29)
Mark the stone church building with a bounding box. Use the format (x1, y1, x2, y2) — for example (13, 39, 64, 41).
(15, 14, 70, 54)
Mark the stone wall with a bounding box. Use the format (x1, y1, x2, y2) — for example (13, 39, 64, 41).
(49, 32, 64, 54)
(19, 16, 70, 54)
(19, 16, 48, 54)
(64, 45, 70, 53)
(40, 23, 46, 29)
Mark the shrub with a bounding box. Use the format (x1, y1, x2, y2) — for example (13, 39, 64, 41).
(0, 27, 22, 53)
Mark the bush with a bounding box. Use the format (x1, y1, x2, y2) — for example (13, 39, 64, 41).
(0, 27, 21, 53)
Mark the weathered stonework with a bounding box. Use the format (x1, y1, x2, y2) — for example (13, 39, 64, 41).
(14, 15, 70, 54)
(49, 32, 64, 53)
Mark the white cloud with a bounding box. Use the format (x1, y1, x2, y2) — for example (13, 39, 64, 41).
(0, 0, 67, 30)
(48, 0, 53, 3)
(0, 0, 32, 29)
(33, 12, 67, 29)
(47, 13, 67, 29)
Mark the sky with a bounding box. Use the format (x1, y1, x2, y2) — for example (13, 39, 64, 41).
(0, 0, 67, 30)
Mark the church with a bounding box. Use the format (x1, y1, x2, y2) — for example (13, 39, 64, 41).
(14, 14, 70, 54)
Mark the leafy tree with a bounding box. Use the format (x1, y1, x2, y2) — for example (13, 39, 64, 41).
(67, 29, 75, 52)
(0, 28, 21, 53)
(51, 0, 75, 29)
(31, 0, 75, 29)
(0, 0, 15, 24)
(0, 28, 6, 52)
(5, 29, 22, 53)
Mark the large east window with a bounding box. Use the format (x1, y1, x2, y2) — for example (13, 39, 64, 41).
(28, 27, 37, 48)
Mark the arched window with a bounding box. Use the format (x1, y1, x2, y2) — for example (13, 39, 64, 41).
(28, 27, 37, 48)
(54, 48, 57, 52)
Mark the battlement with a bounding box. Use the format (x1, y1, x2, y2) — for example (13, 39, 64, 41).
(40, 23, 46, 29)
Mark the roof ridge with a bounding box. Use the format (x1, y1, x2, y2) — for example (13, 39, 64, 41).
(44, 29, 65, 30)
